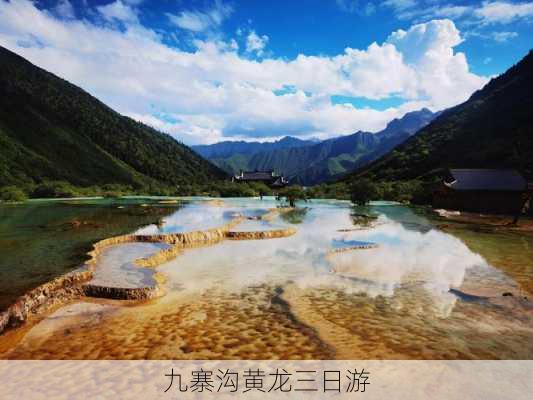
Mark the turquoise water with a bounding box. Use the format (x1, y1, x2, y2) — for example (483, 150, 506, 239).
(0, 199, 179, 310)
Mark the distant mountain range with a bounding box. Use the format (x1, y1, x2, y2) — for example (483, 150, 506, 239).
(347, 49, 533, 183)
(193, 108, 437, 185)
(0, 46, 225, 191)
(193, 136, 318, 159)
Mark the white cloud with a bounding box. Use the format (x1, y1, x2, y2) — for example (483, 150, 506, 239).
(54, 0, 75, 19)
(245, 30, 268, 56)
(383, 1, 533, 27)
(431, 5, 473, 19)
(0, 1, 488, 145)
(387, 19, 485, 107)
(381, 2, 475, 22)
(383, 0, 417, 11)
(167, 0, 232, 33)
(491, 30, 518, 41)
(96, 0, 138, 24)
(475, 1, 533, 23)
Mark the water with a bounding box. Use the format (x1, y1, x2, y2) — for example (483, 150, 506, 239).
(1, 198, 532, 359)
(89, 242, 170, 289)
(134, 197, 280, 234)
(0, 198, 178, 310)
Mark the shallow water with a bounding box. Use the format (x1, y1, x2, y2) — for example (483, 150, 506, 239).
(134, 197, 280, 235)
(1, 198, 532, 359)
(0, 198, 178, 310)
(89, 242, 169, 289)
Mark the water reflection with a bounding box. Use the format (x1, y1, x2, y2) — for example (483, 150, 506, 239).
(157, 201, 508, 313)
(90, 242, 169, 289)
(134, 197, 283, 234)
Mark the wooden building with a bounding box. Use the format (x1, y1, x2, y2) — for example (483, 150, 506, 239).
(433, 169, 529, 214)
(232, 170, 289, 188)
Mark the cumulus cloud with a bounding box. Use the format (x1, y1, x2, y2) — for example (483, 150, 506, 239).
(166, 0, 233, 33)
(0, 0, 487, 144)
(245, 30, 269, 56)
(386, 19, 486, 107)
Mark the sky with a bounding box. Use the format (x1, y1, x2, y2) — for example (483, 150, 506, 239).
(0, 1, 532, 145)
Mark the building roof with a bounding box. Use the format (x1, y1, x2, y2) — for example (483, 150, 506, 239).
(235, 171, 276, 181)
(445, 169, 527, 191)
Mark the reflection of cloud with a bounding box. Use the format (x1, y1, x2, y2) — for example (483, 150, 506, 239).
(135, 198, 283, 234)
(331, 215, 488, 295)
(157, 202, 498, 319)
(134, 203, 231, 234)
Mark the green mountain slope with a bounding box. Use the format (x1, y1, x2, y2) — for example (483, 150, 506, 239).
(0, 46, 225, 191)
(347, 50, 533, 183)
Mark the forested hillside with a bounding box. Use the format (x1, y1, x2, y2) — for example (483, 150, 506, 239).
(0, 46, 225, 194)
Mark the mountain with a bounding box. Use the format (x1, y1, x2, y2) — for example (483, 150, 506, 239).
(346, 50, 533, 184)
(193, 136, 316, 159)
(192, 136, 317, 174)
(0, 46, 225, 191)
(195, 108, 436, 185)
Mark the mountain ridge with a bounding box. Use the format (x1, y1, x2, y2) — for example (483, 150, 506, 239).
(194, 108, 437, 185)
(193, 136, 317, 160)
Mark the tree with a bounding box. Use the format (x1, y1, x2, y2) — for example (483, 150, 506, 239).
(350, 179, 378, 206)
(31, 181, 78, 198)
(0, 186, 27, 202)
(277, 185, 306, 207)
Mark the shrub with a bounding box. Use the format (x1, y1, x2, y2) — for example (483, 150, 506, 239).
(0, 186, 27, 202)
(31, 181, 79, 198)
(247, 182, 273, 197)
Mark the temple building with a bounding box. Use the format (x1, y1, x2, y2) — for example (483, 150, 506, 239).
(232, 170, 289, 188)
(433, 169, 529, 214)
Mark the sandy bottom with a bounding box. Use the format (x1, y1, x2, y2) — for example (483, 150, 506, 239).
(284, 285, 533, 359)
(3, 280, 532, 360)
(3, 285, 334, 360)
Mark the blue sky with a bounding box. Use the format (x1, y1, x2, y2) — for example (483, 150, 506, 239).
(1, 0, 532, 144)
